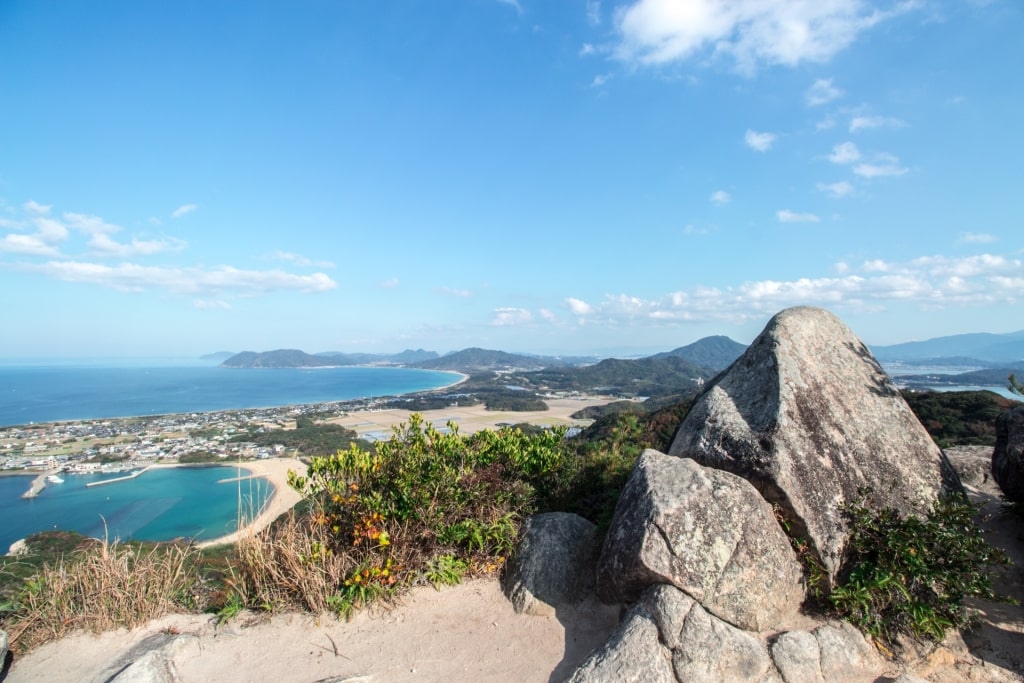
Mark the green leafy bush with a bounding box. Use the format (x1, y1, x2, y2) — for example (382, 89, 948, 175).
(828, 492, 1012, 644)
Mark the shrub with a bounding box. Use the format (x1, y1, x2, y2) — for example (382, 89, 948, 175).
(236, 414, 572, 616)
(827, 491, 1013, 645)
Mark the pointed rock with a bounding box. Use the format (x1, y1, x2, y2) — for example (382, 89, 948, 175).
(669, 306, 961, 579)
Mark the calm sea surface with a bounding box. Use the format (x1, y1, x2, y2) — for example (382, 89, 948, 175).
(0, 364, 461, 427)
(0, 467, 272, 552)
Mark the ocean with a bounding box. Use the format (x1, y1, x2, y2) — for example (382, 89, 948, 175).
(0, 362, 459, 549)
(0, 466, 272, 552)
(0, 363, 461, 427)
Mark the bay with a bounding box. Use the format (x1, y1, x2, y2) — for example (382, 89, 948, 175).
(0, 364, 461, 427)
(0, 466, 272, 552)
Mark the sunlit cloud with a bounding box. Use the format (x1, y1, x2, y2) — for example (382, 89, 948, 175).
(272, 250, 335, 269)
(745, 129, 776, 152)
(492, 307, 534, 326)
(591, 73, 613, 87)
(710, 190, 731, 205)
(849, 115, 907, 132)
(828, 141, 861, 164)
(88, 233, 186, 258)
(613, 0, 920, 73)
(777, 209, 821, 223)
(586, 0, 601, 25)
(0, 233, 61, 257)
(806, 78, 843, 106)
(20, 261, 338, 296)
(853, 159, 908, 178)
(565, 297, 594, 315)
(171, 204, 198, 218)
(817, 181, 854, 198)
(24, 200, 52, 216)
(549, 253, 1022, 327)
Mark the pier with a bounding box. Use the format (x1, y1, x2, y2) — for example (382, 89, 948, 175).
(22, 470, 60, 498)
(85, 465, 152, 487)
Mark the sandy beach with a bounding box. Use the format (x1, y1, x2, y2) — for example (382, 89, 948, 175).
(329, 395, 620, 440)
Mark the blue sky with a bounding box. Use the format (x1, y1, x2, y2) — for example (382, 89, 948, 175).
(1, 0, 1021, 359)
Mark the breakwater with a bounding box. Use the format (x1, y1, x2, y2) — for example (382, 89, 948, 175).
(85, 466, 152, 487)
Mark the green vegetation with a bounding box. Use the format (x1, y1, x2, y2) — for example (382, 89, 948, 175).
(178, 450, 222, 463)
(1010, 373, 1023, 396)
(826, 491, 1013, 645)
(235, 416, 368, 455)
(517, 356, 712, 398)
(901, 389, 1019, 448)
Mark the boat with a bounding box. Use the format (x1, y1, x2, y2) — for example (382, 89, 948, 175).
(45, 474, 65, 484)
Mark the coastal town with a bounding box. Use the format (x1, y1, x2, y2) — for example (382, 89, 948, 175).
(0, 401, 355, 477)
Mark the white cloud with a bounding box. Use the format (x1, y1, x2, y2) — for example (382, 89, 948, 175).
(853, 160, 907, 178)
(171, 204, 198, 218)
(591, 73, 612, 87)
(0, 233, 61, 257)
(579, 43, 596, 56)
(745, 129, 776, 152)
(958, 232, 997, 244)
(380, 277, 400, 288)
(64, 212, 121, 235)
(88, 233, 185, 258)
(543, 253, 1022, 327)
(272, 250, 335, 269)
(586, 0, 601, 25)
(565, 297, 594, 315)
(24, 200, 52, 216)
(710, 190, 731, 205)
(21, 261, 338, 296)
(613, 0, 919, 73)
(538, 308, 558, 323)
(817, 181, 854, 198)
(777, 209, 821, 223)
(849, 115, 906, 132)
(492, 307, 534, 326)
(828, 141, 861, 164)
(806, 78, 843, 106)
(682, 224, 711, 235)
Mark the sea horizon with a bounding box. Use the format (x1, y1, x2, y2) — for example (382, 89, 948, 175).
(0, 363, 463, 428)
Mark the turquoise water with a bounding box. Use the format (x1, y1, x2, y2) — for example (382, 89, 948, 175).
(0, 364, 460, 427)
(0, 466, 272, 552)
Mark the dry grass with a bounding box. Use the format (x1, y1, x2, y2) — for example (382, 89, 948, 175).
(231, 511, 357, 613)
(5, 537, 197, 652)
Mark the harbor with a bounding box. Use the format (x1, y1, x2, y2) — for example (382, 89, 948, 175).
(85, 465, 152, 488)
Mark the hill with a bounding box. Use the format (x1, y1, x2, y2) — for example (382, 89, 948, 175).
(514, 355, 714, 398)
(221, 349, 340, 368)
(411, 348, 572, 373)
(872, 330, 1024, 364)
(648, 335, 746, 370)
(315, 349, 439, 365)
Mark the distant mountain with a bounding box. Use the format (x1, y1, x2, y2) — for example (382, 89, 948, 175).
(872, 330, 1024, 364)
(221, 349, 339, 368)
(410, 348, 569, 373)
(315, 349, 440, 365)
(649, 335, 747, 370)
(200, 351, 235, 361)
(516, 355, 714, 398)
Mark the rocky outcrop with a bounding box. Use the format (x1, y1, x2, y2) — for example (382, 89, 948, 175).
(669, 306, 961, 579)
(1, 628, 8, 673)
(993, 405, 1024, 502)
(770, 622, 882, 683)
(502, 512, 602, 616)
(944, 445, 995, 487)
(596, 451, 804, 631)
(567, 585, 778, 683)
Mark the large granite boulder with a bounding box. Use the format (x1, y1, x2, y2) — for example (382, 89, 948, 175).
(993, 405, 1024, 502)
(770, 621, 882, 683)
(669, 306, 961, 579)
(567, 584, 779, 683)
(502, 512, 602, 616)
(596, 450, 804, 631)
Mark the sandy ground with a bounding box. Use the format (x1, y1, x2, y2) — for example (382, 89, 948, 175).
(4, 579, 621, 683)
(328, 396, 623, 440)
